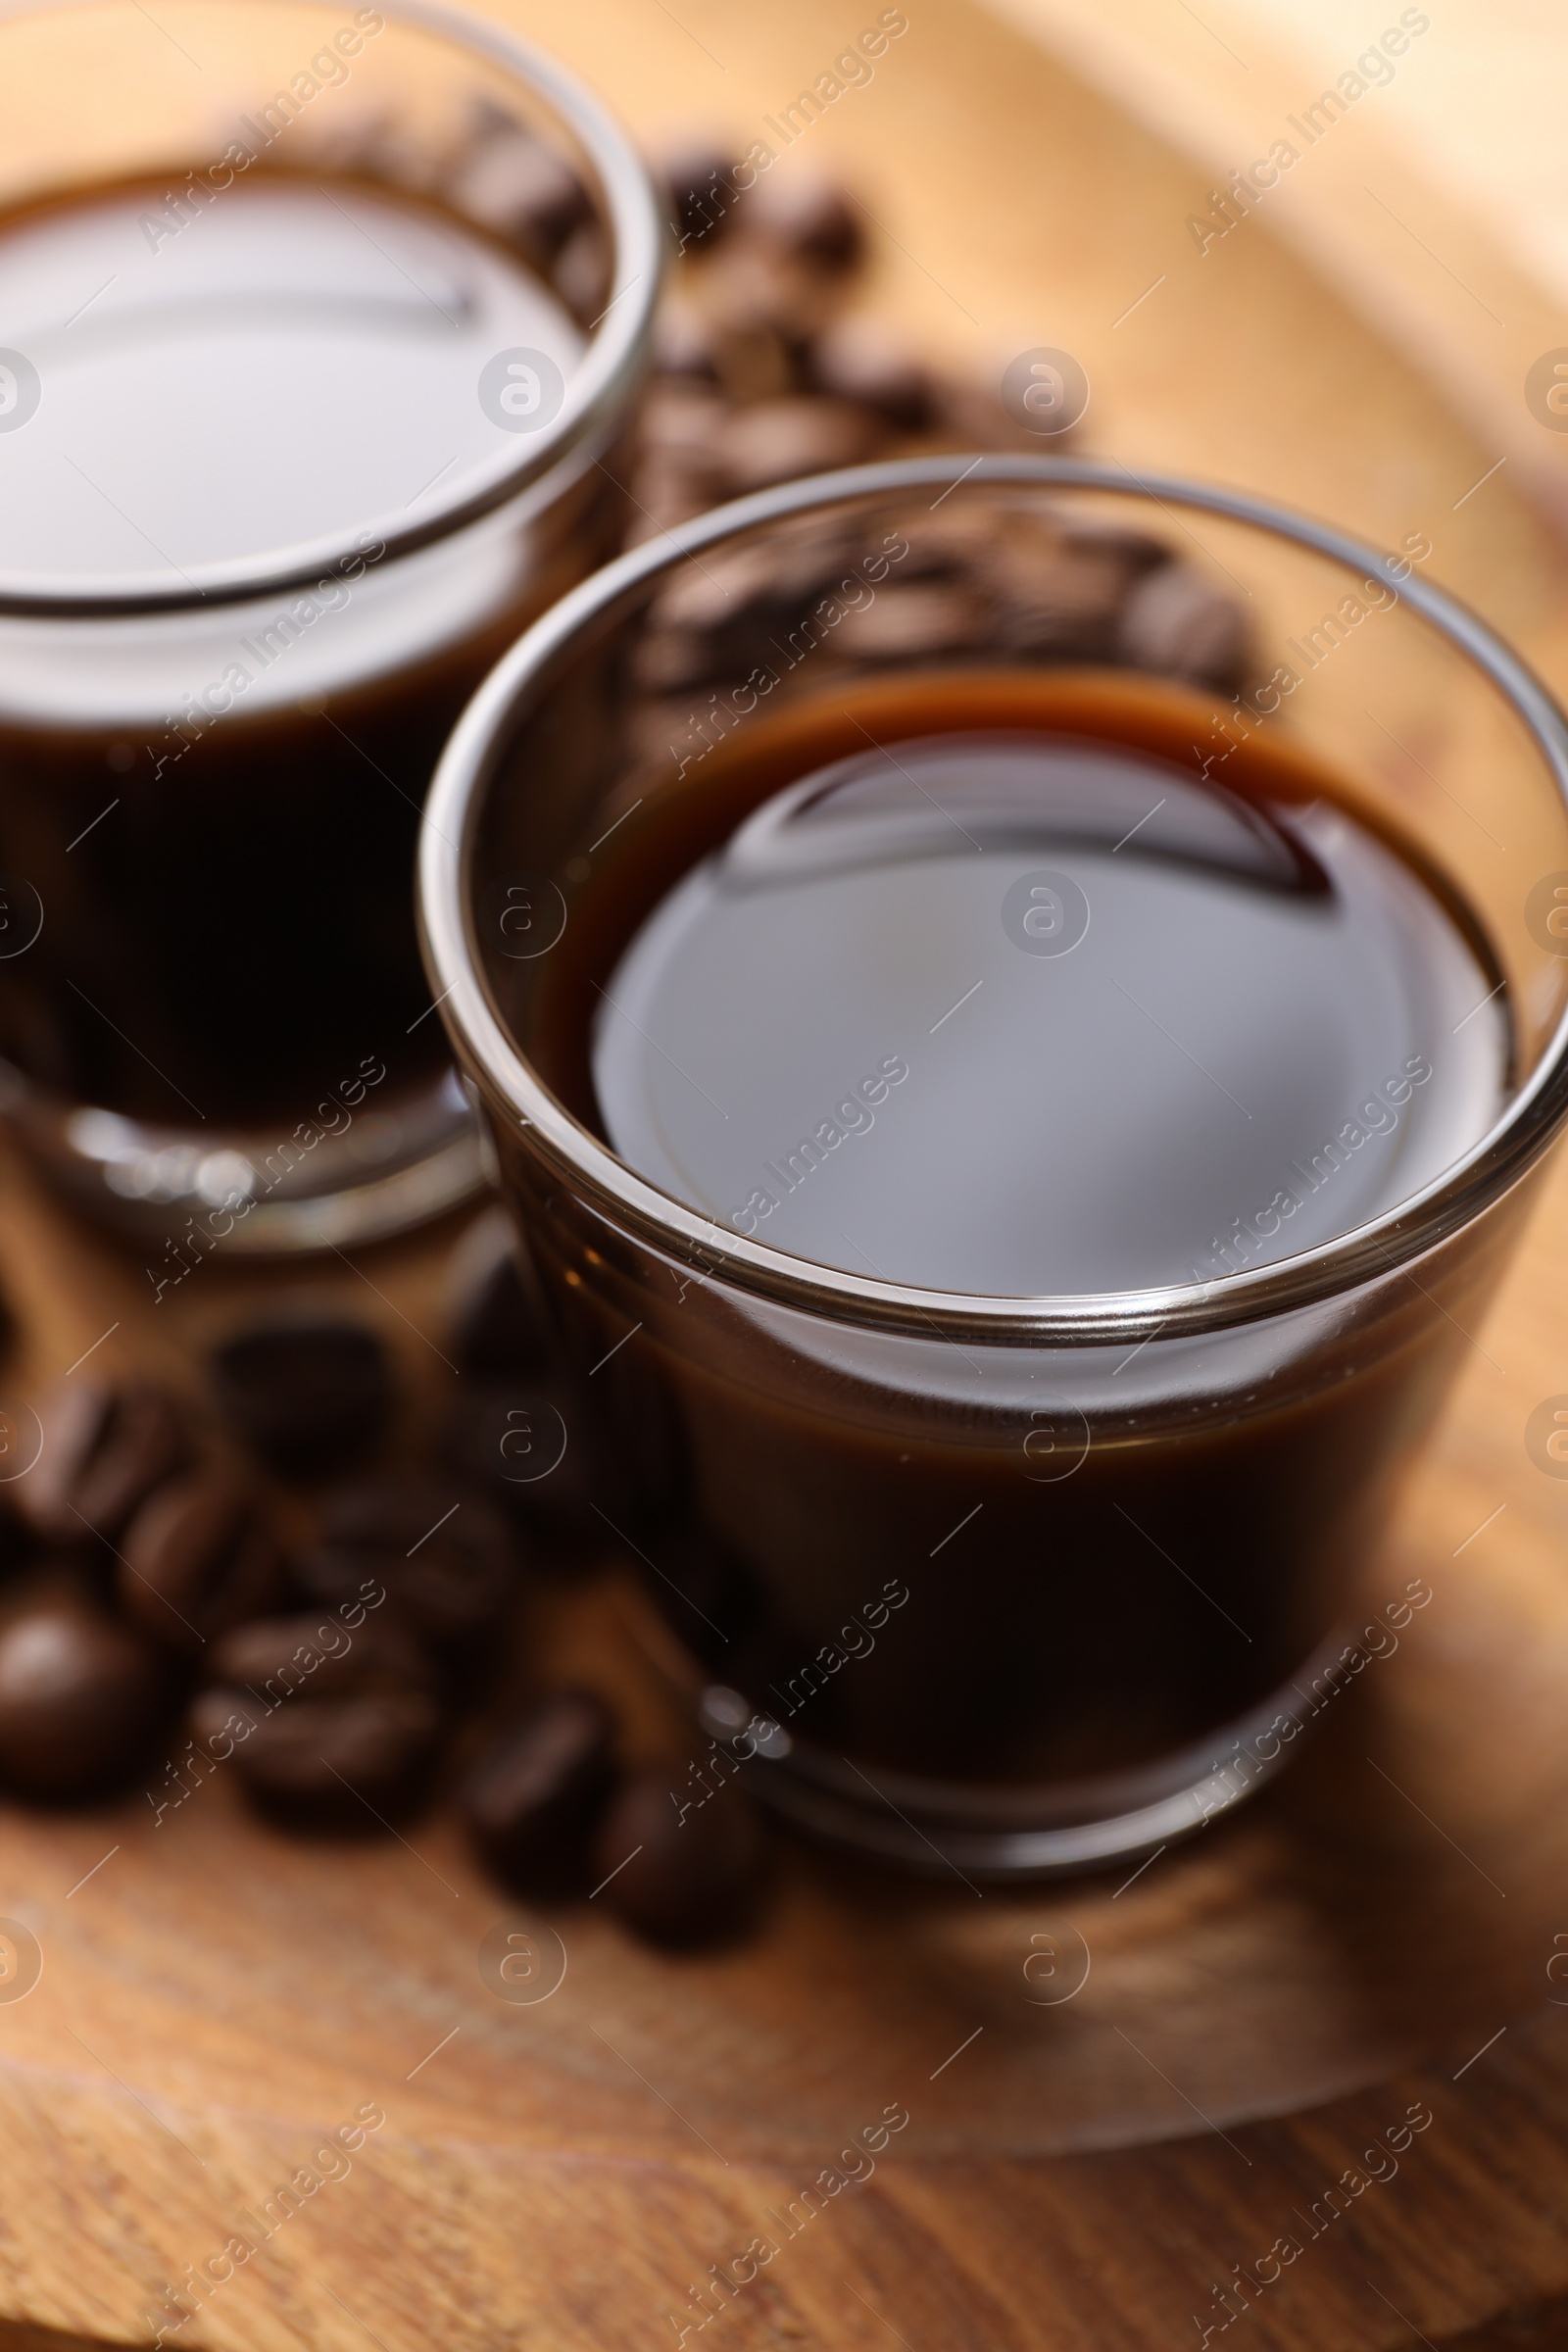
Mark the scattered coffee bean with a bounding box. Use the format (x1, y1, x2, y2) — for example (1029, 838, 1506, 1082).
(833, 578, 992, 662)
(716, 394, 884, 494)
(700, 243, 846, 350)
(444, 125, 589, 270)
(750, 174, 865, 274)
(210, 1318, 393, 1479)
(195, 1613, 442, 1829)
(662, 146, 740, 251)
(0, 1594, 172, 1797)
(460, 1689, 616, 1894)
(296, 1480, 518, 1675)
(593, 1766, 772, 1948)
(553, 220, 612, 324)
(1117, 562, 1250, 692)
(119, 1474, 287, 1656)
(809, 317, 933, 428)
(19, 1379, 190, 1547)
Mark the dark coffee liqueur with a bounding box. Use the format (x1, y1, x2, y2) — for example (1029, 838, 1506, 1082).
(578, 675, 1506, 1298)
(0, 173, 584, 1125)
(519, 673, 1509, 1788)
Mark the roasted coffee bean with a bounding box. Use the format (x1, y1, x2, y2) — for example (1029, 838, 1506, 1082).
(636, 523, 860, 686)
(553, 221, 612, 324)
(592, 1765, 771, 1948)
(296, 1480, 517, 1671)
(1117, 562, 1250, 691)
(449, 1212, 554, 1380)
(195, 1613, 441, 1828)
(808, 317, 933, 428)
(749, 174, 864, 273)
(652, 292, 726, 383)
(441, 1380, 600, 1555)
(445, 125, 589, 270)
(662, 146, 741, 250)
(715, 394, 883, 494)
(832, 579, 992, 662)
(989, 535, 1139, 663)
(0, 1595, 172, 1797)
(19, 1379, 189, 1546)
(460, 1689, 616, 1893)
(119, 1474, 287, 1656)
(700, 244, 846, 350)
(210, 1318, 393, 1479)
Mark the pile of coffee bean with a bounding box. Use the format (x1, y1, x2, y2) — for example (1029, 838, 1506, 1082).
(0, 1229, 770, 1950)
(611, 145, 1251, 765)
(285, 105, 1250, 713)
(295, 96, 612, 330)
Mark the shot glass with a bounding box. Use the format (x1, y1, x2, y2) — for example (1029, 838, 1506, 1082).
(0, 0, 660, 1250)
(418, 456, 1568, 1876)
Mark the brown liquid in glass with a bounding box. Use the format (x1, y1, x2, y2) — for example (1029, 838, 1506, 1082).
(0, 172, 592, 1128)
(520, 671, 1511, 1790)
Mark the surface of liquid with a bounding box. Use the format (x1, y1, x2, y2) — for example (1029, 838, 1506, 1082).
(0, 172, 583, 583)
(582, 689, 1508, 1298)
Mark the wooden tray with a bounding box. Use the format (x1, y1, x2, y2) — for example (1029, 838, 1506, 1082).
(5, 0, 1568, 2344)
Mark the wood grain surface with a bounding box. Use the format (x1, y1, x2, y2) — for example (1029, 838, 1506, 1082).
(2, 0, 1568, 2346)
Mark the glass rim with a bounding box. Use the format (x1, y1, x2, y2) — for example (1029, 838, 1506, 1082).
(419, 452, 1568, 1347)
(0, 0, 663, 615)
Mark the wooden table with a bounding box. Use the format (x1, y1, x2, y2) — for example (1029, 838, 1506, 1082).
(4, 0, 1568, 2344)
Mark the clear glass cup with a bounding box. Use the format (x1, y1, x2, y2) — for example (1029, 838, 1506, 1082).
(418, 456, 1568, 1877)
(0, 0, 660, 1250)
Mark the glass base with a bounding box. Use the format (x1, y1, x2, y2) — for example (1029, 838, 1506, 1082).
(0, 1060, 487, 1253)
(699, 1642, 1341, 1880)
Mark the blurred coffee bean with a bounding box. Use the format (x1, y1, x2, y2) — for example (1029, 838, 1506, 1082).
(832, 579, 992, 662)
(700, 245, 845, 350)
(460, 1688, 615, 1893)
(808, 318, 933, 429)
(296, 1479, 517, 1673)
(449, 1211, 554, 1380)
(593, 1765, 771, 1948)
(195, 1613, 441, 1829)
(651, 292, 725, 384)
(441, 1379, 599, 1556)
(210, 1318, 393, 1479)
(716, 394, 883, 495)
(661, 145, 740, 250)
(444, 124, 589, 270)
(119, 1474, 287, 1656)
(989, 533, 1138, 663)
(553, 221, 612, 324)
(1117, 563, 1250, 692)
(749, 174, 864, 273)
(636, 522, 860, 687)
(19, 1379, 190, 1547)
(0, 1596, 172, 1797)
